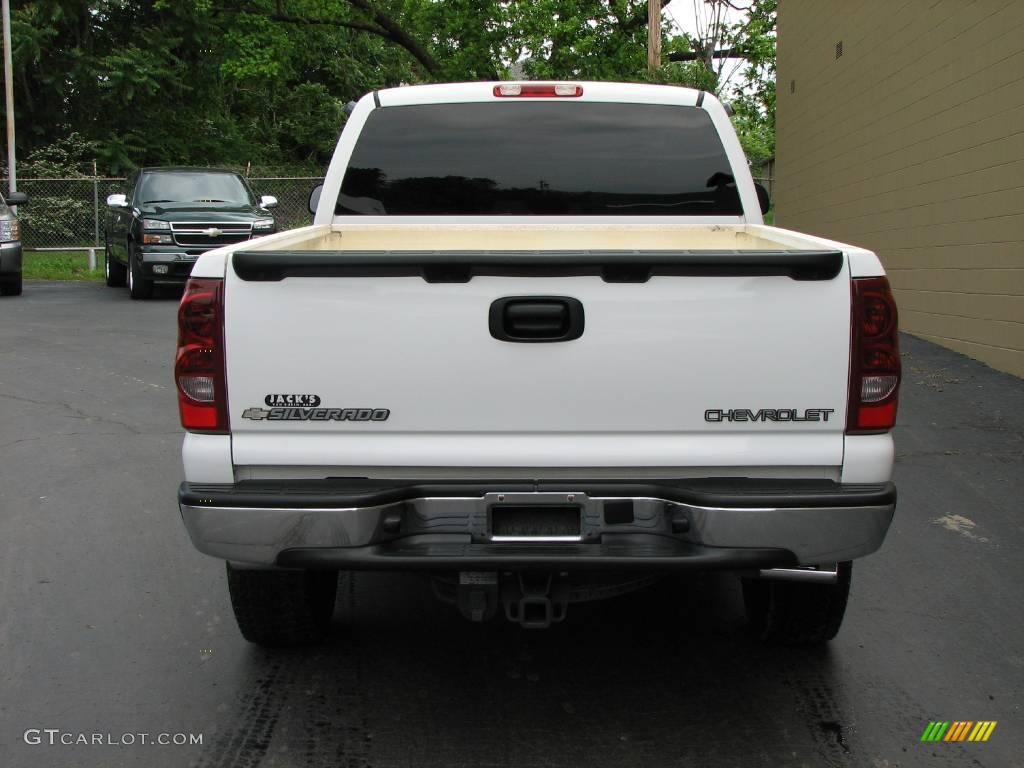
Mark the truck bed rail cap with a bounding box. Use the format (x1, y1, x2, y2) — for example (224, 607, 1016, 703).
(231, 249, 844, 283)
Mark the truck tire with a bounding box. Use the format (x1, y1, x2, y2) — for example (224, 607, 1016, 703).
(0, 272, 22, 296)
(226, 564, 338, 647)
(105, 241, 126, 287)
(742, 562, 852, 645)
(127, 247, 153, 300)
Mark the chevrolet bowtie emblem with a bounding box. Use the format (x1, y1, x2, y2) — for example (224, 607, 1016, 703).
(203, 227, 223, 237)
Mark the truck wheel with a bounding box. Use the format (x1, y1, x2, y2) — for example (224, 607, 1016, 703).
(742, 562, 852, 645)
(226, 564, 338, 647)
(127, 248, 153, 300)
(0, 272, 22, 296)
(105, 242, 126, 287)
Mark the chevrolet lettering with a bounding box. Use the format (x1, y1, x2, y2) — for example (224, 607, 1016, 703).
(705, 408, 836, 423)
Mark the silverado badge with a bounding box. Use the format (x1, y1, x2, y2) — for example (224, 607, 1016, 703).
(242, 406, 390, 422)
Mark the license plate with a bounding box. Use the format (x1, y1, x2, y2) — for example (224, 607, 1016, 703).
(490, 505, 581, 541)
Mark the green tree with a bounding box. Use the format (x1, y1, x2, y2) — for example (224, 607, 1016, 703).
(7, 0, 775, 173)
(725, 0, 777, 167)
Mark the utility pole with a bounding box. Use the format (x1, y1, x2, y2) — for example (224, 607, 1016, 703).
(647, 0, 662, 73)
(2, 0, 15, 203)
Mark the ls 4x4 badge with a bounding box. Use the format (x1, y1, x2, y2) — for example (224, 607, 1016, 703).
(242, 406, 390, 422)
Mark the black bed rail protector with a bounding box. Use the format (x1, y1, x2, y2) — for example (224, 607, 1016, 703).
(231, 249, 845, 283)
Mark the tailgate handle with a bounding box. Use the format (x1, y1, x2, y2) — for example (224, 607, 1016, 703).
(489, 296, 585, 343)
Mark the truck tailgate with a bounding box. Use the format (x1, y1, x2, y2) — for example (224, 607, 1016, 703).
(223, 249, 850, 471)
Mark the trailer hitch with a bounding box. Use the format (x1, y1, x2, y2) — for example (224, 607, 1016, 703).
(502, 572, 569, 629)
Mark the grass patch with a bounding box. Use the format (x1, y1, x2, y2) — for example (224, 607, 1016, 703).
(23, 250, 104, 282)
(763, 208, 775, 226)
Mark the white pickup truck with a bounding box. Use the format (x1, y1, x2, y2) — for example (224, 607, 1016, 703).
(175, 82, 900, 647)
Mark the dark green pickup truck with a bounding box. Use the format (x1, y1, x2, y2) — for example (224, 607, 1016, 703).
(104, 167, 277, 299)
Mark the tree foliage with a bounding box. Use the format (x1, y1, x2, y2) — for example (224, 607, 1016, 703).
(725, 0, 777, 166)
(8, 0, 775, 174)
(12, 132, 99, 245)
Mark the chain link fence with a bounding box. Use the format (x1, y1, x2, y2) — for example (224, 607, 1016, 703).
(246, 177, 324, 234)
(2, 170, 324, 250)
(6, 168, 775, 249)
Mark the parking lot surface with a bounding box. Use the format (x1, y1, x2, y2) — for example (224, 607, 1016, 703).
(1, 281, 1022, 768)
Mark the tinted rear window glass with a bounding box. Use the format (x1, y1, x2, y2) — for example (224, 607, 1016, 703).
(337, 102, 742, 216)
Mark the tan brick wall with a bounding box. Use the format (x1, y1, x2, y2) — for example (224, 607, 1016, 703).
(776, 0, 1024, 376)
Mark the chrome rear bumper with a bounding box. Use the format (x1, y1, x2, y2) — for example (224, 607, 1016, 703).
(179, 481, 895, 569)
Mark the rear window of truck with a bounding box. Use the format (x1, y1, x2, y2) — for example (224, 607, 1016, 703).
(337, 102, 743, 216)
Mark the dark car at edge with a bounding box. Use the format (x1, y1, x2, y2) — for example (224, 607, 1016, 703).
(0, 190, 29, 297)
(104, 167, 277, 299)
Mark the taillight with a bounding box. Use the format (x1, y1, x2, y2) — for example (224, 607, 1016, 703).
(847, 276, 900, 433)
(493, 83, 583, 97)
(175, 278, 228, 433)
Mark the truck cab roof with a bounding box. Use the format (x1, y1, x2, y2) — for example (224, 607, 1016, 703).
(373, 80, 708, 108)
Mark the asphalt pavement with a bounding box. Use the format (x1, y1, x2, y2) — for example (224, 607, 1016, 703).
(1, 281, 1022, 768)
